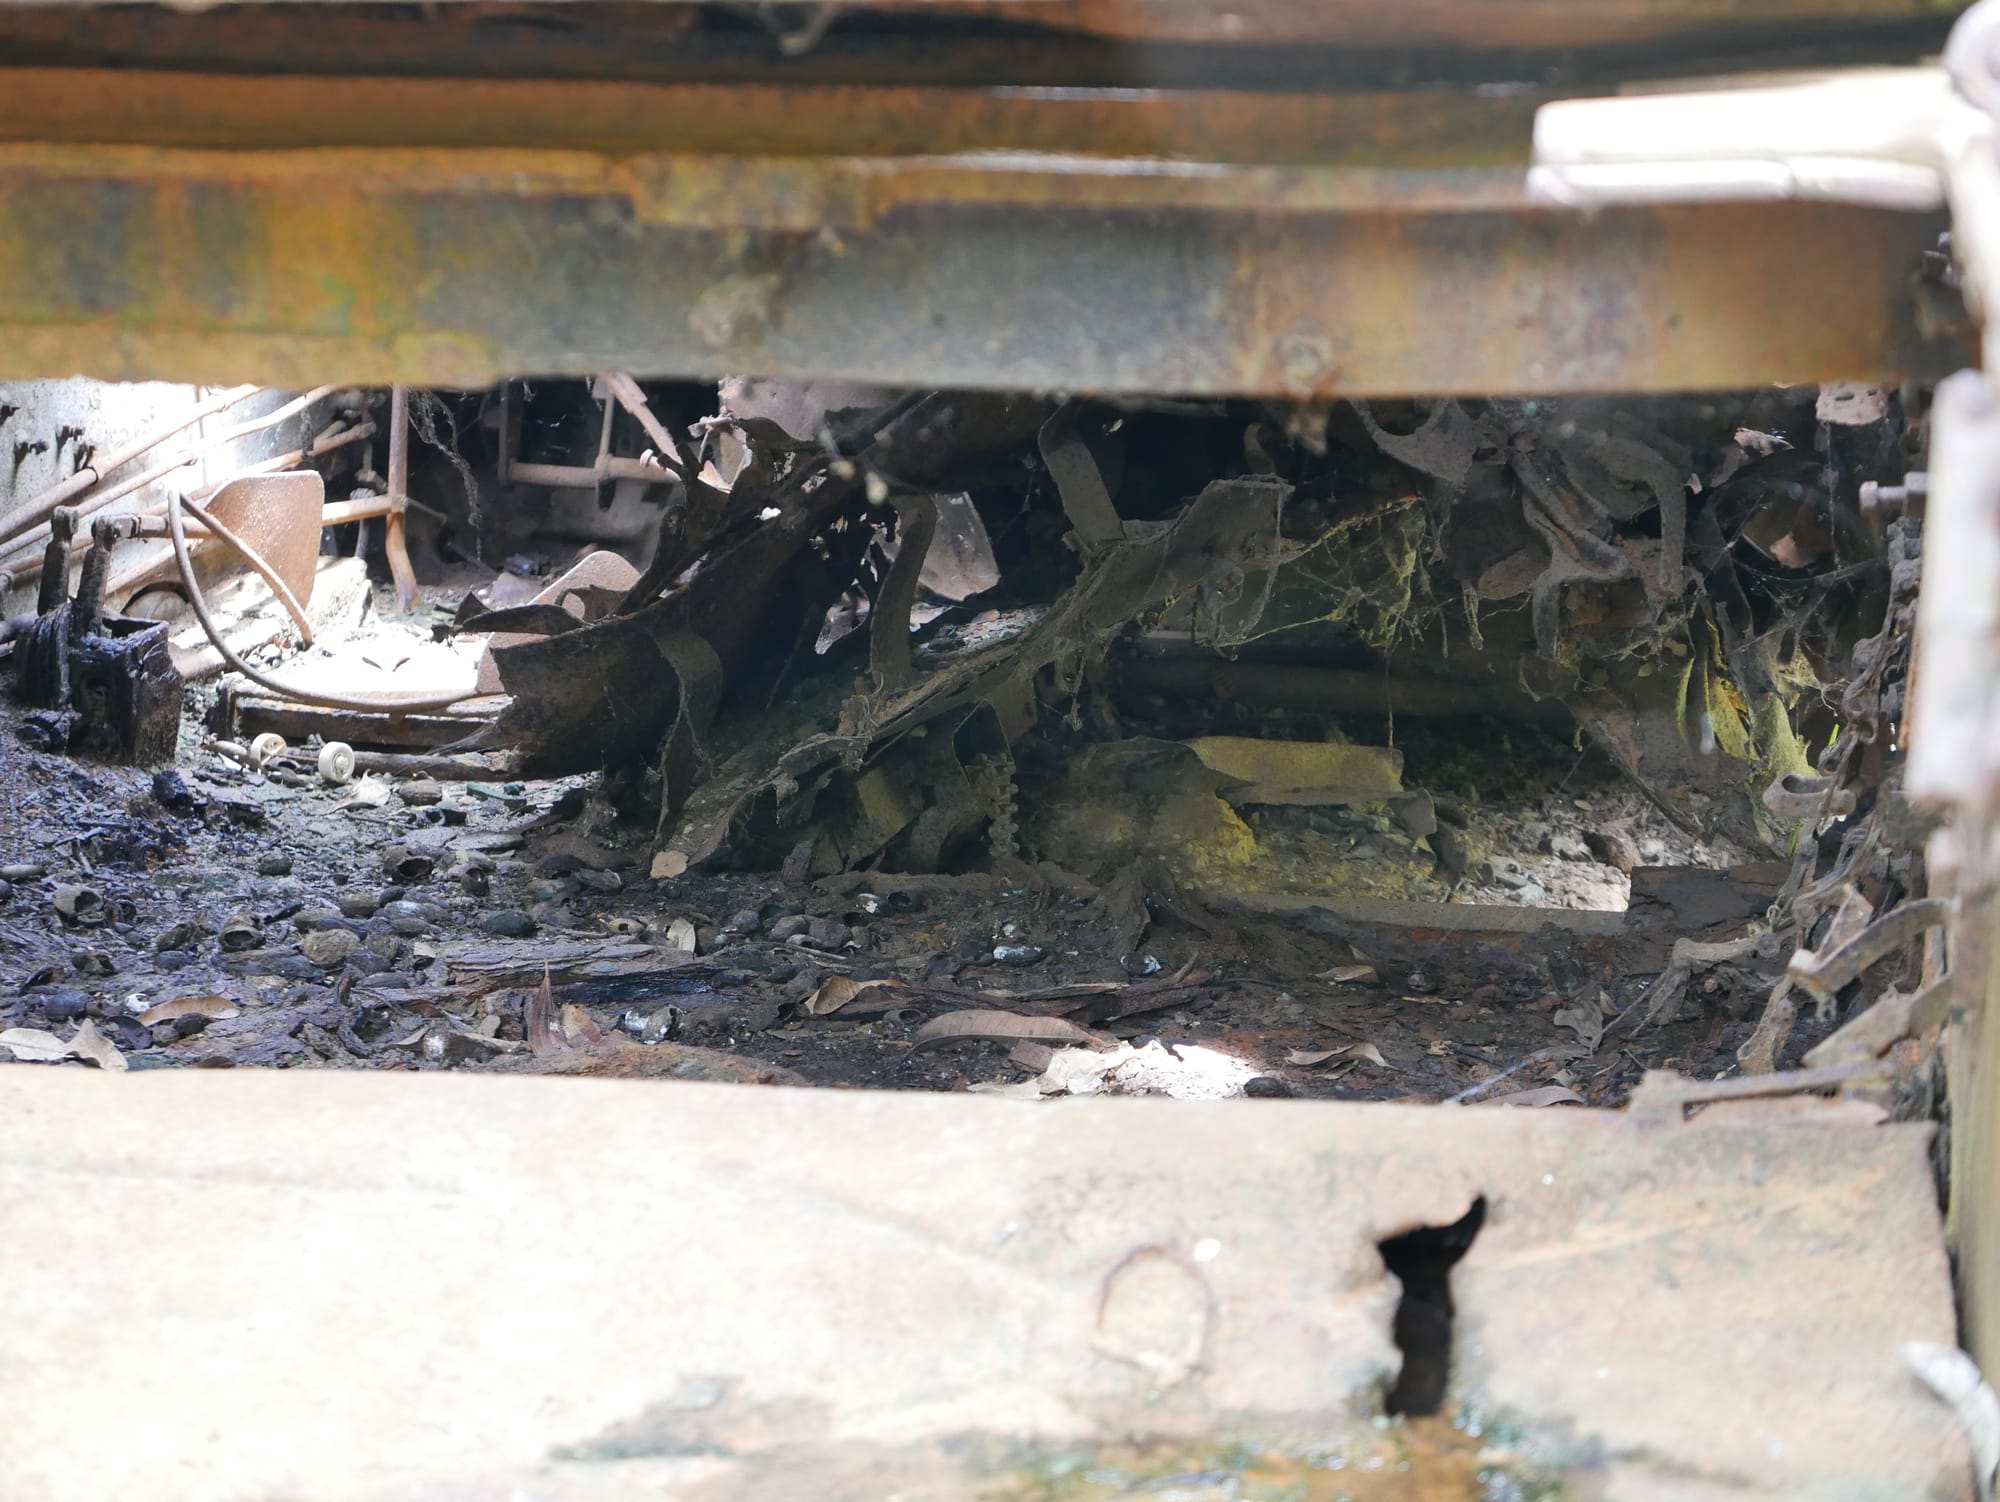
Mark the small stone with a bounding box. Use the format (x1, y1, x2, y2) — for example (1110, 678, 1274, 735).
(806, 917, 850, 949)
(39, 987, 91, 1024)
(257, 854, 294, 877)
(1431, 827, 1469, 878)
(100, 1015, 151, 1050)
(150, 768, 199, 812)
(338, 890, 380, 919)
(154, 920, 206, 952)
(575, 868, 622, 894)
(637, 1006, 683, 1044)
(0, 879, 11, 904)
(0, 862, 46, 881)
(725, 908, 763, 936)
(1489, 859, 1533, 890)
(535, 853, 583, 877)
(1244, 1076, 1295, 1098)
(1582, 828, 1640, 873)
(155, 950, 194, 972)
(1405, 971, 1437, 995)
(381, 900, 428, 923)
(1121, 953, 1163, 977)
(769, 914, 811, 941)
(292, 907, 346, 932)
(150, 1023, 181, 1049)
(396, 778, 444, 807)
(992, 944, 1046, 967)
(389, 915, 432, 938)
(258, 955, 324, 981)
(480, 910, 537, 938)
(300, 929, 360, 968)
(1543, 833, 1591, 862)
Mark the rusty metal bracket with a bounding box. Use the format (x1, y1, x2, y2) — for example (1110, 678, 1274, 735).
(1788, 897, 1957, 1009)
(868, 493, 937, 691)
(1038, 401, 1125, 547)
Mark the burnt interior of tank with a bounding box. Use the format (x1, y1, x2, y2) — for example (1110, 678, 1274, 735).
(0, 376, 1927, 1101)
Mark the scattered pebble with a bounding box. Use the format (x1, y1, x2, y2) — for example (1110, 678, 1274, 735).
(300, 929, 360, 968)
(480, 910, 537, 938)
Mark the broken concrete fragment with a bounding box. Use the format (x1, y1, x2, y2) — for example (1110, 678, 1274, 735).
(1185, 736, 1404, 806)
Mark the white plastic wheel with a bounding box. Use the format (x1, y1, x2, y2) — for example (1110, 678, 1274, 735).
(317, 741, 357, 785)
(247, 733, 287, 770)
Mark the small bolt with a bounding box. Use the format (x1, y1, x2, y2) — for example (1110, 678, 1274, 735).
(1277, 334, 1335, 395)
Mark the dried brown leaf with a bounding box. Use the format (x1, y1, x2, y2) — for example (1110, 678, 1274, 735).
(526, 966, 559, 1056)
(1552, 996, 1604, 1052)
(1318, 965, 1379, 985)
(1482, 1085, 1585, 1107)
(805, 975, 908, 1017)
(0, 1026, 70, 1063)
(910, 1011, 1103, 1053)
(1286, 1047, 1345, 1066)
(665, 917, 698, 954)
(66, 1019, 128, 1073)
(1350, 1042, 1388, 1067)
(137, 996, 242, 1026)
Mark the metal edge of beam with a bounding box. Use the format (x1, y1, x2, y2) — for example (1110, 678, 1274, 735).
(0, 147, 1955, 395)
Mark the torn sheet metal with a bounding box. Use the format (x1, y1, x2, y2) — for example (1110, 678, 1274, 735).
(0, 1071, 1966, 1502)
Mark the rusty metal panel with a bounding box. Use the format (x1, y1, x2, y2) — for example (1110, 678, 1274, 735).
(0, 135, 1954, 396)
(0, 1071, 1968, 1501)
(0, 68, 1543, 166)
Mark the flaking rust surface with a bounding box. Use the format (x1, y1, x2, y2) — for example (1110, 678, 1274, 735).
(0, 1072, 1966, 1502)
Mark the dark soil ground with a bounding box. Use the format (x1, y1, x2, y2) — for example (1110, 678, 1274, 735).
(0, 694, 1828, 1103)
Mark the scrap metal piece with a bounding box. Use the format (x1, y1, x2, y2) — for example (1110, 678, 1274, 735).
(1763, 769, 1860, 820)
(1038, 400, 1124, 546)
(1184, 735, 1404, 806)
(1807, 973, 1959, 1068)
(11, 508, 183, 765)
(1788, 896, 1956, 1009)
(650, 476, 1290, 875)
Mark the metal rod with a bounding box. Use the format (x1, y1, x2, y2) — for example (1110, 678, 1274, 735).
(506, 457, 672, 488)
(384, 385, 419, 611)
(600, 371, 693, 478)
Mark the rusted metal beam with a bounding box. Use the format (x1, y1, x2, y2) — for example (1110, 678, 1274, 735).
(0, 67, 1543, 167)
(0, 83, 1956, 394)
